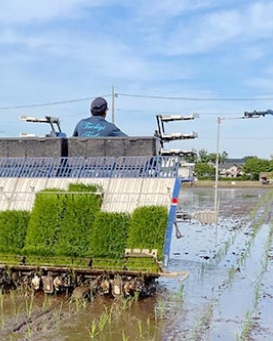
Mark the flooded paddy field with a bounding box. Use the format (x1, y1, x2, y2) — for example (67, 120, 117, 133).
(1, 187, 273, 341)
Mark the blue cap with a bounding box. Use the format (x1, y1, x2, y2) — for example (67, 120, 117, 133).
(90, 97, 108, 115)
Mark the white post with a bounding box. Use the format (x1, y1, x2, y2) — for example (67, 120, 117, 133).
(111, 85, 115, 123)
(214, 117, 221, 246)
(214, 117, 221, 216)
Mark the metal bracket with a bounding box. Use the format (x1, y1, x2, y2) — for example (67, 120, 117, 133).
(125, 248, 158, 259)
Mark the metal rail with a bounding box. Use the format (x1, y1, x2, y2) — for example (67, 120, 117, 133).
(0, 156, 182, 178)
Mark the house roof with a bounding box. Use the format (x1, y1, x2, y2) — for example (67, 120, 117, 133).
(225, 158, 245, 165)
(219, 162, 243, 170)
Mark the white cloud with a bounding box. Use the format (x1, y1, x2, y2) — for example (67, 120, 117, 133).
(133, 0, 215, 18)
(245, 78, 273, 91)
(1, 0, 273, 158)
(0, 25, 193, 83)
(155, 2, 273, 55)
(0, 0, 113, 23)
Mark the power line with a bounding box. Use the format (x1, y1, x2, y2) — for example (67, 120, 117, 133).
(118, 92, 273, 101)
(200, 136, 273, 140)
(0, 94, 111, 111)
(1, 90, 273, 112)
(116, 108, 246, 116)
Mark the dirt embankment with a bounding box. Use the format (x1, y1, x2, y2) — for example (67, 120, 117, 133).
(183, 180, 272, 188)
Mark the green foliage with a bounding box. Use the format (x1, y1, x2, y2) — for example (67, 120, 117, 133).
(194, 162, 215, 179)
(0, 211, 30, 253)
(89, 211, 130, 258)
(23, 189, 66, 256)
(198, 149, 210, 163)
(127, 205, 168, 261)
(197, 149, 228, 164)
(243, 157, 272, 180)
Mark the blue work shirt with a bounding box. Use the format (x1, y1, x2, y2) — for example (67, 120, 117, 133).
(73, 116, 127, 137)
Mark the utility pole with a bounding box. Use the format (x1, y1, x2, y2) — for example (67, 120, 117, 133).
(111, 86, 118, 123)
(213, 110, 273, 244)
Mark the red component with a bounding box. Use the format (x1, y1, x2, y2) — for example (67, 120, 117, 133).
(172, 198, 178, 205)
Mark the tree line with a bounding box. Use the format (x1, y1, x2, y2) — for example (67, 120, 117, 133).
(186, 149, 273, 181)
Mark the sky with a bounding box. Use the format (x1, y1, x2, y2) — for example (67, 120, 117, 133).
(1, 0, 273, 159)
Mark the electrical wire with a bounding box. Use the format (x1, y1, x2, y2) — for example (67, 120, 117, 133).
(1, 90, 273, 111)
(118, 93, 273, 101)
(0, 94, 111, 111)
(116, 108, 245, 116)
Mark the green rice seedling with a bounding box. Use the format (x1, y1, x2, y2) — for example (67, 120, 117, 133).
(23, 189, 66, 256)
(56, 185, 103, 258)
(154, 306, 158, 325)
(120, 297, 134, 311)
(155, 296, 166, 319)
(228, 266, 236, 284)
(254, 282, 260, 308)
(97, 310, 110, 332)
(53, 301, 63, 322)
(42, 295, 47, 311)
(74, 298, 82, 312)
(27, 323, 33, 341)
(176, 284, 185, 301)
(42, 293, 52, 311)
(133, 291, 140, 302)
(200, 304, 213, 330)
(0, 210, 30, 254)
(68, 301, 74, 317)
(146, 316, 151, 332)
(127, 205, 168, 261)
(89, 211, 130, 259)
(137, 319, 144, 339)
(88, 319, 99, 339)
(10, 291, 22, 322)
(0, 291, 5, 329)
(125, 257, 158, 273)
(24, 292, 35, 319)
(186, 304, 213, 341)
(112, 299, 123, 318)
(82, 298, 88, 310)
(41, 314, 48, 332)
(9, 289, 15, 305)
(240, 310, 252, 341)
(188, 322, 198, 341)
(107, 305, 114, 324)
(121, 330, 130, 341)
(68, 183, 103, 195)
(0, 312, 5, 330)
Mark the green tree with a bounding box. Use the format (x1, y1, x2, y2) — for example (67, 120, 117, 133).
(208, 151, 228, 164)
(209, 153, 217, 163)
(243, 157, 272, 180)
(184, 154, 198, 163)
(198, 149, 210, 163)
(197, 149, 228, 164)
(219, 151, 228, 164)
(194, 162, 215, 179)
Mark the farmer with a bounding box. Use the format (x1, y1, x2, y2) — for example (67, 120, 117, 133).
(72, 97, 127, 137)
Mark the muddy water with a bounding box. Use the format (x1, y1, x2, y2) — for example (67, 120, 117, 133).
(163, 187, 273, 341)
(1, 187, 273, 341)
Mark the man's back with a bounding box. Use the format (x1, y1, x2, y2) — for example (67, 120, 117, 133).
(73, 116, 127, 137)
